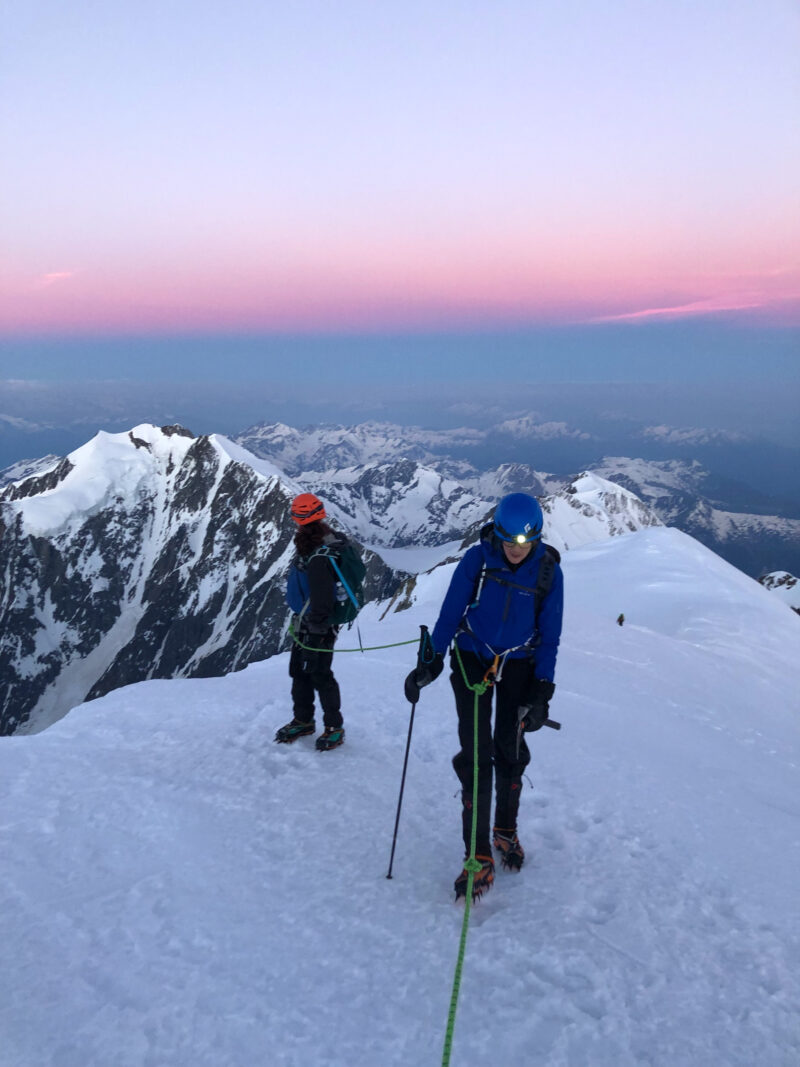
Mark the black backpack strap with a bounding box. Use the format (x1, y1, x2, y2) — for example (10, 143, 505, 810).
(533, 545, 558, 620)
(472, 545, 558, 612)
(470, 562, 487, 608)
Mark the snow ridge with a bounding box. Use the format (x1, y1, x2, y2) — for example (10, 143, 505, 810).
(1, 527, 797, 1066)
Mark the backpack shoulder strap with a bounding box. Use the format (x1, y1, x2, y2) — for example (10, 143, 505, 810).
(467, 542, 559, 614)
(312, 542, 362, 614)
(469, 562, 487, 609)
(534, 544, 559, 618)
(309, 541, 343, 565)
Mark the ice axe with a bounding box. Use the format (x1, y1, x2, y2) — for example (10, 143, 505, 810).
(515, 703, 561, 760)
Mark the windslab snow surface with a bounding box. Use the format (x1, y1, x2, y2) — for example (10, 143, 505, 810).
(1, 528, 798, 1067)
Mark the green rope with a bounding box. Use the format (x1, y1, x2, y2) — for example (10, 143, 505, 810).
(288, 623, 417, 653)
(290, 622, 486, 1062)
(442, 644, 490, 1066)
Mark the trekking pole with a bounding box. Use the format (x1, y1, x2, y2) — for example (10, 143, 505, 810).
(386, 625, 429, 879)
(386, 701, 416, 879)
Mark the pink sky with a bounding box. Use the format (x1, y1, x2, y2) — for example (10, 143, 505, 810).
(2, 1, 798, 335)
(3, 244, 798, 334)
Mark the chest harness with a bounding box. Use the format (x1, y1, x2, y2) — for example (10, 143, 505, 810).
(460, 546, 557, 686)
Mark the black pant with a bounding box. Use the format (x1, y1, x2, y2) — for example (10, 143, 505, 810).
(450, 649, 535, 854)
(289, 635, 342, 729)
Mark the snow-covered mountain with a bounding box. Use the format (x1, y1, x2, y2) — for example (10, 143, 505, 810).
(759, 571, 800, 614)
(238, 421, 799, 577)
(594, 456, 800, 578)
(307, 459, 493, 547)
(0, 453, 61, 489)
(300, 463, 661, 552)
(235, 419, 596, 475)
(235, 420, 485, 475)
(0, 424, 400, 735)
(3, 420, 790, 738)
(540, 472, 662, 552)
(591, 456, 714, 518)
(2, 527, 798, 1066)
(237, 423, 659, 551)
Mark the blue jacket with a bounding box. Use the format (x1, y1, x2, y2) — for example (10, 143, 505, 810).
(430, 534, 563, 681)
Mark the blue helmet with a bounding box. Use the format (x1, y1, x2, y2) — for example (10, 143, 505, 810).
(493, 492, 543, 544)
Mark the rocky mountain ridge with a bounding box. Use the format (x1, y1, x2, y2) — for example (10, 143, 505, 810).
(238, 422, 800, 577)
(758, 571, 800, 615)
(0, 425, 400, 735)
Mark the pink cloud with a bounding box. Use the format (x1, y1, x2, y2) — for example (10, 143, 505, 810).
(33, 271, 76, 290)
(593, 296, 765, 323)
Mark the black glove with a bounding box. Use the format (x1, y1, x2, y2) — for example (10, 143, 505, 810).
(300, 629, 335, 674)
(404, 651, 444, 703)
(519, 679, 556, 732)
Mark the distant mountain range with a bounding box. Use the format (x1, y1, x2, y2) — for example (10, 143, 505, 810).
(236, 421, 800, 577)
(0, 423, 668, 734)
(2, 419, 796, 735)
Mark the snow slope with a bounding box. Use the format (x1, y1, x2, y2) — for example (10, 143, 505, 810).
(1, 528, 798, 1067)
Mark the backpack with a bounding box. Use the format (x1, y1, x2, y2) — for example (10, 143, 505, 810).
(310, 543, 366, 625)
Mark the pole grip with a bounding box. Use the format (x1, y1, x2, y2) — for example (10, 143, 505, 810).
(545, 719, 561, 730)
(417, 624, 432, 668)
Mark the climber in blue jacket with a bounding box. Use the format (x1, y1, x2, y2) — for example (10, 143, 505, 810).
(404, 492, 564, 901)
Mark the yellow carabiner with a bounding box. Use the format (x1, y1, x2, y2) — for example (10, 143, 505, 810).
(482, 653, 500, 687)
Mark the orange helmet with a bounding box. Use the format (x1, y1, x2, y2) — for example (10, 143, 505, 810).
(290, 492, 326, 525)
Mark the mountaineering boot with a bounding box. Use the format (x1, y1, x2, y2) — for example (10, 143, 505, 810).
(274, 718, 316, 743)
(315, 725, 345, 751)
(493, 828, 525, 871)
(454, 855, 495, 903)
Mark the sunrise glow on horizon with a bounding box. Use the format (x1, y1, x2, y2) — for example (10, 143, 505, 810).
(2, 1, 798, 337)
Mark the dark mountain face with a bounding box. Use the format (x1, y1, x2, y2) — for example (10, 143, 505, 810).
(0, 426, 399, 735)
